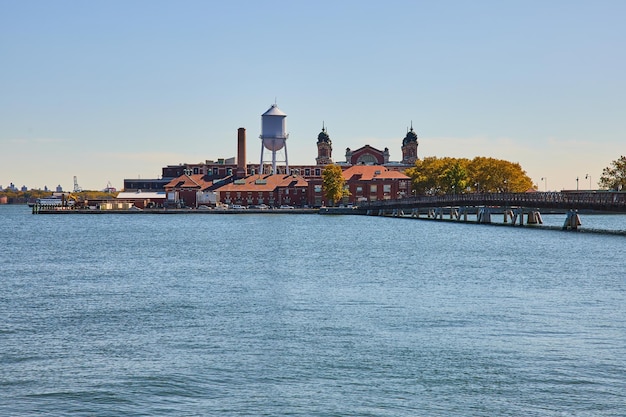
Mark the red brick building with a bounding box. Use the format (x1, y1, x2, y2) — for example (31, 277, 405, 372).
(340, 165, 411, 205)
(164, 173, 216, 207)
(191, 166, 410, 208)
(215, 174, 309, 207)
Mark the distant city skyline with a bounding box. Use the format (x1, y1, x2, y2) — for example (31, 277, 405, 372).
(2, 0, 624, 192)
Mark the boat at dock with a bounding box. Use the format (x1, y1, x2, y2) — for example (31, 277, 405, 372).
(29, 196, 75, 208)
(28, 197, 61, 207)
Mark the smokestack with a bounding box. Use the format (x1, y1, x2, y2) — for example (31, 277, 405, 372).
(237, 127, 247, 178)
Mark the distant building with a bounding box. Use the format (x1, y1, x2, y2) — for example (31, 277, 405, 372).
(123, 178, 171, 192)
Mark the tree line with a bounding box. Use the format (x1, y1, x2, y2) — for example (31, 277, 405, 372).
(405, 156, 534, 195)
(0, 189, 118, 204)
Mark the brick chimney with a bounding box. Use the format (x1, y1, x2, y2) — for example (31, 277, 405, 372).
(237, 127, 247, 178)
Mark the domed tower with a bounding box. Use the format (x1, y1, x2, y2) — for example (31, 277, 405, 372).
(401, 122, 419, 165)
(259, 103, 289, 175)
(315, 123, 333, 165)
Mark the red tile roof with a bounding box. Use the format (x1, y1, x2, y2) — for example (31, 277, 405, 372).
(342, 165, 409, 181)
(215, 174, 308, 192)
(165, 174, 214, 190)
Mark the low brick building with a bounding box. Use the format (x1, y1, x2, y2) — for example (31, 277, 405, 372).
(215, 174, 309, 207)
(164, 174, 217, 207)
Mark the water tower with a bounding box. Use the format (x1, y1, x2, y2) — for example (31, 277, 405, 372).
(259, 103, 289, 175)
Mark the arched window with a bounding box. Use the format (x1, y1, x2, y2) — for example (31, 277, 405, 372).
(357, 154, 377, 165)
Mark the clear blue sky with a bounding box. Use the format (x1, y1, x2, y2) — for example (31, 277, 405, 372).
(2, 0, 624, 192)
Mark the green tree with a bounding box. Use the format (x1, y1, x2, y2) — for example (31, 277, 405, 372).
(321, 164, 345, 206)
(599, 155, 626, 190)
(441, 160, 468, 194)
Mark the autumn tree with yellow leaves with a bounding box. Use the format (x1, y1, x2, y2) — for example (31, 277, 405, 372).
(321, 164, 347, 206)
(405, 156, 534, 195)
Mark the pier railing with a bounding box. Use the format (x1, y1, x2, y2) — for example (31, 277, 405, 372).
(360, 191, 626, 212)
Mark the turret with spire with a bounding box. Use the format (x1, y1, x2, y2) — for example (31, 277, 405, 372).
(401, 121, 419, 165)
(316, 122, 333, 165)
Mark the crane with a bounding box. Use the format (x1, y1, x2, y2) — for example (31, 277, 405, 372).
(73, 176, 82, 193)
(104, 181, 116, 193)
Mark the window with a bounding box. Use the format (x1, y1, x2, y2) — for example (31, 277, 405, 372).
(357, 154, 377, 165)
(356, 186, 363, 194)
(315, 168, 321, 176)
(305, 168, 310, 176)
(383, 184, 391, 193)
(314, 185, 322, 193)
(370, 184, 377, 193)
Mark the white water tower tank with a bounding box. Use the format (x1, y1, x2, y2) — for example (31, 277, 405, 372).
(259, 104, 289, 174)
(260, 104, 288, 151)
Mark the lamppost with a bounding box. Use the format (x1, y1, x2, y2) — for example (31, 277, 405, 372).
(576, 176, 579, 191)
(541, 177, 547, 192)
(585, 174, 591, 190)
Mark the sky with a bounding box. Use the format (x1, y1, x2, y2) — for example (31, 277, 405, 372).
(1, 0, 625, 192)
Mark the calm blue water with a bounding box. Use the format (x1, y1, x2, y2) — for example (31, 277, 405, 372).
(1, 205, 625, 416)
